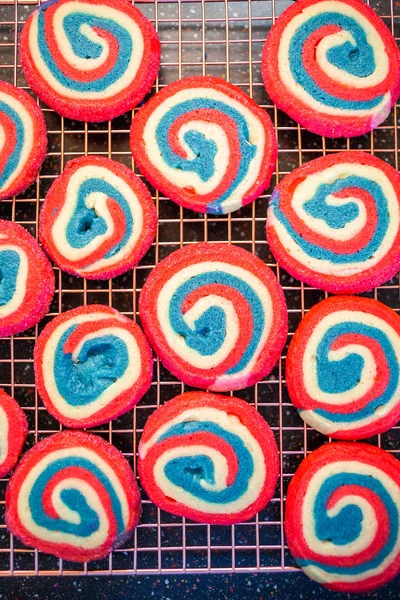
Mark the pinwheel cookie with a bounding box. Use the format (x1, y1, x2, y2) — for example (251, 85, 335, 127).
(139, 242, 287, 391)
(0, 220, 54, 337)
(262, 0, 400, 138)
(130, 76, 277, 214)
(20, 0, 161, 122)
(39, 156, 157, 280)
(0, 389, 27, 478)
(6, 431, 142, 562)
(286, 442, 400, 592)
(34, 305, 153, 428)
(0, 81, 46, 199)
(138, 391, 279, 524)
(287, 296, 400, 440)
(267, 152, 400, 294)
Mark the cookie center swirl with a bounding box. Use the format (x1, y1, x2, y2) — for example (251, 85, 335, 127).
(278, 0, 391, 117)
(29, 455, 124, 537)
(316, 322, 397, 415)
(156, 99, 256, 213)
(318, 324, 393, 398)
(160, 421, 253, 503)
(54, 324, 129, 407)
(290, 14, 381, 110)
(314, 474, 392, 551)
(301, 462, 400, 581)
(169, 271, 264, 374)
(65, 177, 133, 260)
(297, 175, 387, 262)
(30, 1, 145, 99)
(38, 11, 132, 92)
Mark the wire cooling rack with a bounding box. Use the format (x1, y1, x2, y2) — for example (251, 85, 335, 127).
(0, 0, 399, 578)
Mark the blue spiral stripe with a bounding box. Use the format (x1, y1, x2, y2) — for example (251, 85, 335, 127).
(169, 271, 264, 374)
(271, 175, 389, 263)
(0, 250, 20, 307)
(0, 100, 24, 189)
(156, 98, 257, 215)
(53, 324, 129, 407)
(298, 472, 398, 575)
(37, 9, 133, 93)
(289, 13, 383, 110)
(29, 455, 125, 536)
(307, 322, 399, 423)
(65, 178, 133, 259)
(159, 421, 253, 503)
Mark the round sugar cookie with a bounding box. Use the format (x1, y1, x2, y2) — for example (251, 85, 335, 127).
(262, 0, 400, 138)
(285, 442, 400, 592)
(34, 304, 153, 428)
(0, 389, 27, 478)
(267, 152, 400, 294)
(0, 81, 46, 200)
(287, 296, 400, 440)
(6, 430, 142, 562)
(130, 76, 277, 214)
(39, 156, 157, 280)
(0, 220, 55, 337)
(139, 242, 288, 391)
(20, 0, 161, 122)
(138, 391, 279, 524)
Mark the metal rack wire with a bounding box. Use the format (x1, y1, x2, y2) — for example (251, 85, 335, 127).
(0, 0, 399, 577)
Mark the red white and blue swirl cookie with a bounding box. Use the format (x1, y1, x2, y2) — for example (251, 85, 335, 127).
(20, 0, 161, 123)
(5, 430, 141, 563)
(267, 152, 400, 294)
(39, 156, 157, 280)
(0, 82, 47, 200)
(138, 391, 279, 524)
(0, 389, 27, 478)
(262, 0, 400, 138)
(287, 296, 400, 440)
(0, 220, 55, 337)
(286, 442, 400, 593)
(130, 76, 277, 215)
(34, 305, 153, 429)
(139, 243, 288, 391)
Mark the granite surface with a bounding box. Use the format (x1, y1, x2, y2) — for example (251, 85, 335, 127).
(1, 573, 399, 600)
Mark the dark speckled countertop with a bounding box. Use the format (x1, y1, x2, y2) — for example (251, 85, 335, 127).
(1, 573, 399, 599)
